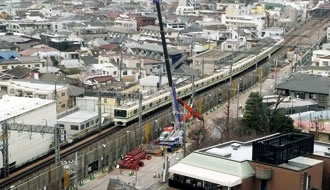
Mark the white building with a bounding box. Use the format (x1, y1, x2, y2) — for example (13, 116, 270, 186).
(221, 14, 265, 31)
(114, 15, 137, 31)
(311, 50, 330, 66)
(327, 27, 330, 41)
(57, 110, 98, 140)
(258, 27, 284, 40)
(139, 76, 169, 93)
(176, 6, 199, 16)
(0, 95, 56, 167)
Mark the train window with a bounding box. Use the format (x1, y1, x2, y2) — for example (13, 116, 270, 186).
(80, 124, 84, 130)
(217, 76, 219, 79)
(134, 109, 137, 114)
(178, 91, 181, 95)
(86, 122, 90, 128)
(201, 82, 204, 86)
(165, 96, 168, 101)
(221, 75, 223, 77)
(149, 103, 153, 107)
(142, 106, 145, 110)
(71, 125, 79, 130)
(114, 109, 127, 118)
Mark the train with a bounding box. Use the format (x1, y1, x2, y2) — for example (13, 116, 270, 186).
(113, 39, 284, 126)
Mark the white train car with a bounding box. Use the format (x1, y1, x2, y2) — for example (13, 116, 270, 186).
(113, 39, 284, 126)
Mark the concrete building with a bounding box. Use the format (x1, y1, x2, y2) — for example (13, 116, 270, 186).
(139, 25, 179, 44)
(0, 95, 56, 168)
(139, 76, 168, 93)
(0, 80, 69, 113)
(114, 16, 137, 31)
(258, 27, 284, 40)
(169, 133, 330, 190)
(72, 25, 109, 41)
(221, 13, 266, 31)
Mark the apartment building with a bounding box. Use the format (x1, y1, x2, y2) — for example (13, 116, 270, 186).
(0, 80, 69, 113)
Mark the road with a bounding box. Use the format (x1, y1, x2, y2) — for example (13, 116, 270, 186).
(78, 151, 183, 190)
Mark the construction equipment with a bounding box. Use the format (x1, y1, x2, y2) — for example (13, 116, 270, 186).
(154, 0, 203, 150)
(118, 148, 151, 170)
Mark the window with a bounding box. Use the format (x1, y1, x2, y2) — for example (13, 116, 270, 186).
(62, 92, 65, 96)
(123, 71, 128, 75)
(81, 124, 85, 130)
(142, 106, 145, 110)
(86, 122, 90, 128)
(71, 125, 79, 130)
(134, 109, 137, 114)
(149, 103, 153, 107)
(90, 120, 94, 125)
(114, 109, 127, 117)
(319, 95, 326, 101)
(59, 124, 64, 128)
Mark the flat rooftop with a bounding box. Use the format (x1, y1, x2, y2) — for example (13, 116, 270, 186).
(0, 80, 66, 92)
(197, 134, 330, 163)
(0, 95, 55, 122)
(57, 110, 98, 123)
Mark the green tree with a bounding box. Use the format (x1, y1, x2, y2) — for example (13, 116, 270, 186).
(243, 92, 266, 135)
(243, 92, 295, 135)
(268, 112, 294, 133)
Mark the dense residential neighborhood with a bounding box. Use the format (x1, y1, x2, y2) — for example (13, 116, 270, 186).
(0, 0, 330, 189)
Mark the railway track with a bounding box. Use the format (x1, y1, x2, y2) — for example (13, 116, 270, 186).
(1, 18, 329, 188)
(0, 125, 120, 188)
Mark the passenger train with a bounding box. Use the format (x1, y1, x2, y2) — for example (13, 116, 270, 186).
(113, 39, 284, 126)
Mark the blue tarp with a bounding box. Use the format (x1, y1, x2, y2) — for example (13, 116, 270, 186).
(0, 51, 18, 60)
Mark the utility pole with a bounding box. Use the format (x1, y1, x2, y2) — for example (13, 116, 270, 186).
(1, 122, 9, 178)
(236, 79, 240, 124)
(137, 92, 142, 147)
(98, 87, 102, 133)
(119, 52, 122, 82)
(54, 124, 61, 165)
(159, 67, 162, 91)
(74, 152, 78, 189)
(274, 57, 278, 91)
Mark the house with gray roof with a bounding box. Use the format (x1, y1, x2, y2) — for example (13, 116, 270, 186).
(276, 73, 330, 108)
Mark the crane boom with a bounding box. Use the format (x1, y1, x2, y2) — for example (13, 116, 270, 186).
(154, 0, 182, 130)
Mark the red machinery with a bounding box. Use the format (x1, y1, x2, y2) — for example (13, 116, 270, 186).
(118, 148, 151, 170)
(177, 98, 204, 123)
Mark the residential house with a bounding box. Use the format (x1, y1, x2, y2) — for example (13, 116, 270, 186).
(276, 73, 330, 108)
(0, 40, 19, 61)
(1, 66, 39, 79)
(0, 56, 46, 71)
